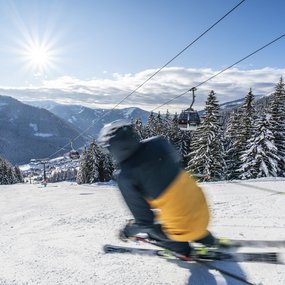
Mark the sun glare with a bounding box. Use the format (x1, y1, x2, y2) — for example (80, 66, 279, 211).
(20, 38, 58, 76)
(28, 46, 50, 66)
(24, 42, 55, 75)
(10, 7, 61, 78)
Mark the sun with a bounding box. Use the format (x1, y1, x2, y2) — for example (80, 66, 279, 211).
(24, 42, 54, 74)
(28, 46, 51, 67)
(12, 16, 61, 77)
(20, 38, 58, 76)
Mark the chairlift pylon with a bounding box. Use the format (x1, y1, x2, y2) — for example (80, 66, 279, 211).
(178, 87, 200, 130)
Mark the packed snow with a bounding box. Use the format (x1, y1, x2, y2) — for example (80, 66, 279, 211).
(0, 179, 284, 285)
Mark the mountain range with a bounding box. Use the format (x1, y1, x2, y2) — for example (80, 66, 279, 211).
(0, 96, 87, 165)
(25, 100, 150, 138)
(1, 93, 268, 165)
(0, 95, 150, 164)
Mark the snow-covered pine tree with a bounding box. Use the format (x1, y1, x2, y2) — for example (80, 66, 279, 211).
(77, 141, 114, 184)
(163, 110, 173, 141)
(162, 111, 193, 166)
(0, 157, 17, 184)
(50, 168, 77, 182)
(87, 141, 101, 183)
(225, 89, 256, 179)
(239, 114, 279, 179)
(76, 148, 89, 184)
(154, 112, 168, 137)
(224, 108, 241, 179)
(187, 90, 226, 181)
(99, 151, 114, 182)
(167, 112, 183, 151)
(14, 166, 23, 183)
(66, 168, 78, 181)
(179, 130, 192, 167)
(268, 77, 285, 176)
(143, 112, 156, 138)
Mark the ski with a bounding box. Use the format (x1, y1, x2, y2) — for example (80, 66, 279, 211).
(216, 238, 285, 248)
(103, 244, 262, 285)
(103, 244, 283, 264)
(132, 235, 285, 249)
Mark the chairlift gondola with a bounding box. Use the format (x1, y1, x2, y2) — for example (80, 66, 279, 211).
(69, 141, 80, 160)
(69, 150, 80, 160)
(178, 87, 200, 130)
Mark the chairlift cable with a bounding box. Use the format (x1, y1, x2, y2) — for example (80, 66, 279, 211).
(46, 1, 246, 160)
(151, 33, 285, 112)
(46, 32, 285, 160)
(111, 0, 246, 109)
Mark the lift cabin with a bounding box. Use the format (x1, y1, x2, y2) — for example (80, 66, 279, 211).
(178, 87, 200, 131)
(69, 141, 80, 160)
(178, 109, 200, 131)
(69, 150, 80, 160)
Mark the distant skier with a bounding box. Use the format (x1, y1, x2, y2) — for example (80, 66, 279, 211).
(98, 120, 216, 256)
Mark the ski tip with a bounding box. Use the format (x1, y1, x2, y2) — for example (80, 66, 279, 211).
(103, 244, 114, 253)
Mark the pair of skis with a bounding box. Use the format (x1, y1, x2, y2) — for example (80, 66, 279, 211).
(104, 237, 285, 264)
(104, 237, 285, 285)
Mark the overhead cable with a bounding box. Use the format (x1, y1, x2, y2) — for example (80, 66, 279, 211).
(47, 0, 246, 159)
(151, 33, 285, 112)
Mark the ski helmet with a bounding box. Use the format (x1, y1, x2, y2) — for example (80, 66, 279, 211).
(98, 119, 134, 148)
(98, 119, 140, 162)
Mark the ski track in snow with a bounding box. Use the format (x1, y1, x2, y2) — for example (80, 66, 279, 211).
(0, 180, 284, 285)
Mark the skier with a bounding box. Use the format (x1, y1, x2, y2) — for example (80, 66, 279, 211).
(98, 120, 216, 256)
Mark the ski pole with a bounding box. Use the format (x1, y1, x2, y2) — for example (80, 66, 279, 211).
(135, 236, 257, 285)
(194, 259, 256, 285)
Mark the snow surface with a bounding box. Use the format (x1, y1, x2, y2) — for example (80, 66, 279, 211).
(0, 179, 285, 285)
(28, 124, 53, 137)
(29, 123, 38, 132)
(34, 133, 54, 138)
(123, 108, 136, 118)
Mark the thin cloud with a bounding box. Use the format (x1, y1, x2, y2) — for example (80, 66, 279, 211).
(0, 67, 284, 112)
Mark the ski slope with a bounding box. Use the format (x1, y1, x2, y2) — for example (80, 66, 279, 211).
(0, 179, 284, 285)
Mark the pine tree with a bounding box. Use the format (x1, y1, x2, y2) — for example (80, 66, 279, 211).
(163, 110, 172, 141)
(268, 77, 285, 176)
(143, 112, 156, 138)
(50, 168, 77, 182)
(0, 157, 17, 185)
(100, 151, 114, 182)
(225, 89, 256, 179)
(179, 130, 192, 167)
(187, 90, 226, 181)
(77, 141, 114, 184)
(88, 141, 101, 183)
(77, 148, 89, 184)
(239, 114, 279, 179)
(168, 113, 183, 152)
(224, 109, 240, 179)
(14, 166, 23, 183)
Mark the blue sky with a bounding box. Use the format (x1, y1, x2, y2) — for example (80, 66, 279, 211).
(0, 0, 284, 111)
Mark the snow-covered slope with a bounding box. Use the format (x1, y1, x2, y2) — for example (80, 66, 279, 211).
(0, 179, 284, 285)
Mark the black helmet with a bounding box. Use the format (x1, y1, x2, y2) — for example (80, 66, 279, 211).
(98, 119, 133, 148)
(98, 120, 140, 162)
